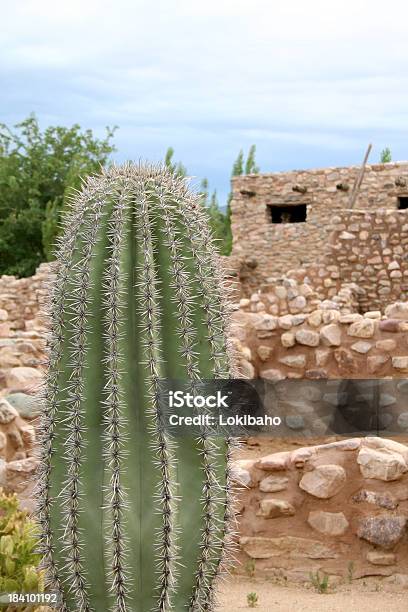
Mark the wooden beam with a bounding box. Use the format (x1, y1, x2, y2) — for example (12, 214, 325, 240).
(349, 143, 372, 209)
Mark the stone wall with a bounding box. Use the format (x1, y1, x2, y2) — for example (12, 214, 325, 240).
(232, 302, 408, 386)
(232, 207, 408, 312)
(232, 437, 408, 586)
(0, 263, 51, 334)
(230, 162, 408, 290)
(324, 209, 408, 311)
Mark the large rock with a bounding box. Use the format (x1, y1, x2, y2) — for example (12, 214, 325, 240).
(357, 515, 406, 549)
(255, 314, 278, 332)
(299, 464, 346, 499)
(352, 489, 397, 509)
(376, 339, 397, 352)
(4, 393, 40, 419)
(240, 535, 338, 559)
(347, 318, 375, 338)
(257, 498, 296, 518)
(384, 302, 408, 320)
(5, 367, 42, 391)
(357, 446, 407, 481)
(0, 398, 19, 424)
(379, 319, 401, 333)
(231, 459, 256, 487)
(5, 457, 39, 493)
(260, 368, 285, 382)
(295, 329, 320, 347)
(281, 332, 296, 347)
(367, 551, 396, 566)
(259, 475, 289, 493)
(256, 451, 290, 471)
(350, 341, 372, 354)
(307, 510, 349, 536)
(279, 354, 306, 368)
(320, 324, 341, 347)
(364, 437, 408, 462)
(392, 356, 408, 371)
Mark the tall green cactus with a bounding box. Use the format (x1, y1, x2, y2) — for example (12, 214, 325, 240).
(36, 163, 236, 611)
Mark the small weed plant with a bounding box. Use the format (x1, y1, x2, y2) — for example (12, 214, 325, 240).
(310, 570, 329, 594)
(247, 592, 258, 607)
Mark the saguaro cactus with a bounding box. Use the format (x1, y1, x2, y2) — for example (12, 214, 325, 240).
(36, 163, 235, 611)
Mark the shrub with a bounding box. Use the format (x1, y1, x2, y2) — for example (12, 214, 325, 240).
(0, 488, 43, 600)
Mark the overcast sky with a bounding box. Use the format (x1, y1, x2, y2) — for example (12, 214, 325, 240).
(2, 0, 408, 202)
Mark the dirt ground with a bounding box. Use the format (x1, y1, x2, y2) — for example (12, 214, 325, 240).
(216, 577, 408, 611)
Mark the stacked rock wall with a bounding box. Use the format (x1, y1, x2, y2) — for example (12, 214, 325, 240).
(324, 209, 408, 311)
(230, 209, 408, 310)
(0, 266, 48, 509)
(230, 162, 408, 293)
(233, 437, 408, 586)
(232, 303, 408, 386)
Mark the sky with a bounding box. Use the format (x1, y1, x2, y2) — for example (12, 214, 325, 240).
(2, 0, 408, 203)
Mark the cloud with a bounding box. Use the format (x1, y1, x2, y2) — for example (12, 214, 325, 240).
(1, 0, 408, 201)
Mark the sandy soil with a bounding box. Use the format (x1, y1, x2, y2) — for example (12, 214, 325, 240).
(217, 577, 408, 611)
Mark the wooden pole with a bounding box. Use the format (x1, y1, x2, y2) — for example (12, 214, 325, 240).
(349, 143, 372, 209)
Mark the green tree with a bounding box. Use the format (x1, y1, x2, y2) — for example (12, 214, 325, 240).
(164, 146, 187, 177)
(223, 144, 260, 255)
(0, 114, 116, 276)
(163, 148, 232, 255)
(232, 149, 244, 176)
(245, 144, 260, 174)
(380, 147, 392, 163)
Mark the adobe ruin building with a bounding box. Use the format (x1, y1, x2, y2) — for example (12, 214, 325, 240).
(230, 161, 408, 296)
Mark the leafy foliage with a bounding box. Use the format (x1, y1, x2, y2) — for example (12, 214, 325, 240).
(164, 148, 232, 255)
(0, 114, 116, 276)
(163, 145, 259, 257)
(232, 150, 244, 176)
(223, 144, 260, 255)
(164, 147, 187, 177)
(245, 145, 260, 174)
(380, 147, 392, 163)
(0, 489, 42, 599)
(231, 145, 260, 178)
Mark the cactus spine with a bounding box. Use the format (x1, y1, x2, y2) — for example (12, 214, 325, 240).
(37, 163, 235, 611)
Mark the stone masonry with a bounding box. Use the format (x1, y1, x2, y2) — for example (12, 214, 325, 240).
(232, 437, 408, 588)
(230, 161, 408, 292)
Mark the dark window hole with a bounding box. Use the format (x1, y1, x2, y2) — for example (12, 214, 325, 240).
(268, 204, 307, 224)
